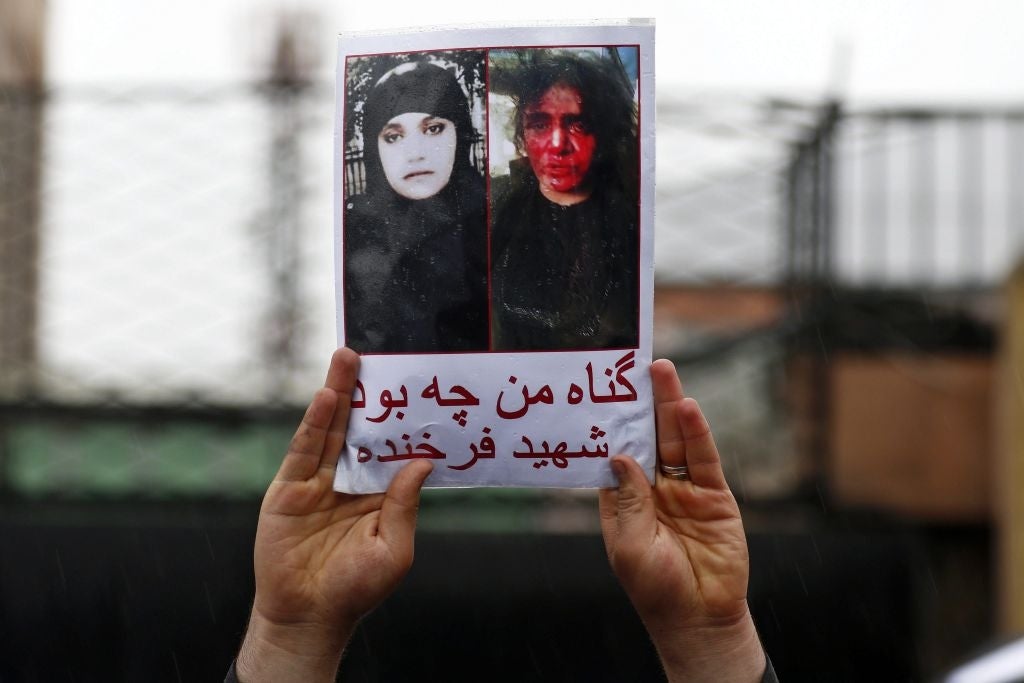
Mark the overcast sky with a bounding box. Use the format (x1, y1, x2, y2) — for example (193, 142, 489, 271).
(49, 0, 1024, 104)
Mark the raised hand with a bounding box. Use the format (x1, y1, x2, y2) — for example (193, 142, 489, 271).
(236, 348, 432, 682)
(599, 359, 766, 683)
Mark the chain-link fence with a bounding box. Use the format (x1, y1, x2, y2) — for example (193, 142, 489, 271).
(1, 83, 339, 498)
(4, 81, 1017, 506)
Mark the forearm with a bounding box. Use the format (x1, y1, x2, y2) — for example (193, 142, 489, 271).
(645, 609, 766, 683)
(235, 609, 354, 683)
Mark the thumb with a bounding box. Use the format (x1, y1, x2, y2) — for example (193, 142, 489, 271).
(378, 461, 433, 566)
(606, 455, 657, 557)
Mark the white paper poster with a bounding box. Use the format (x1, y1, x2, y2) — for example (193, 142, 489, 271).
(334, 21, 655, 492)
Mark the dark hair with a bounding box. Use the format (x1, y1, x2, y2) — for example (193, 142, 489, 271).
(507, 51, 637, 199)
(361, 61, 475, 199)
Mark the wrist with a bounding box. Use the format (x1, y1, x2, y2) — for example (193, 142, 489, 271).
(235, 607, 355, 683)
(645, 607, 766, 683)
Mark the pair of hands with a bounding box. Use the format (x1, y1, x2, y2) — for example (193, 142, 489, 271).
(235, 348, 765, 682)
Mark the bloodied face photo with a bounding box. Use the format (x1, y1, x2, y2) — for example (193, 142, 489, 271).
(342, 51, 488, 354)
(488, 47, 640, 352)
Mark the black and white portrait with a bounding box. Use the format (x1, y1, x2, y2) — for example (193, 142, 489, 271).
(342, 51, 488, 353)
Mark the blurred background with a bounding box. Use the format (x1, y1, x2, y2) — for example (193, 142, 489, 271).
(2, 1, 1023, 681)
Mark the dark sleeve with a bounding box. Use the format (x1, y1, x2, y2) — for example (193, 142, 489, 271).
(224, 659, 240, 683)
(761, 654, 779, 683)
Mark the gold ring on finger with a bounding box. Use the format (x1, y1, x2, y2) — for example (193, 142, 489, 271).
(659, 464, 690, 481)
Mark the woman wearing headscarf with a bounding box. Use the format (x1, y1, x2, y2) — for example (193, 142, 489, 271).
(344, 60, 487, 353)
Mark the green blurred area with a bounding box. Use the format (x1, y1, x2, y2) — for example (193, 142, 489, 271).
(8, 420, 287, 498)
(4, 419, 584, 532)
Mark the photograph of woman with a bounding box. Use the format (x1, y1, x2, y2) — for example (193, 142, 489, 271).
(488, 48, 640, 352)
(343, 52, 488, 353)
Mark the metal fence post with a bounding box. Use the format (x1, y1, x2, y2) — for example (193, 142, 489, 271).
(783, 100, 841, 499)
(0, 0, 46, 497)
(256, 16, 318, 398)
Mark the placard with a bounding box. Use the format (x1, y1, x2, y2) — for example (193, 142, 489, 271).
(334, 21, 655, 492)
